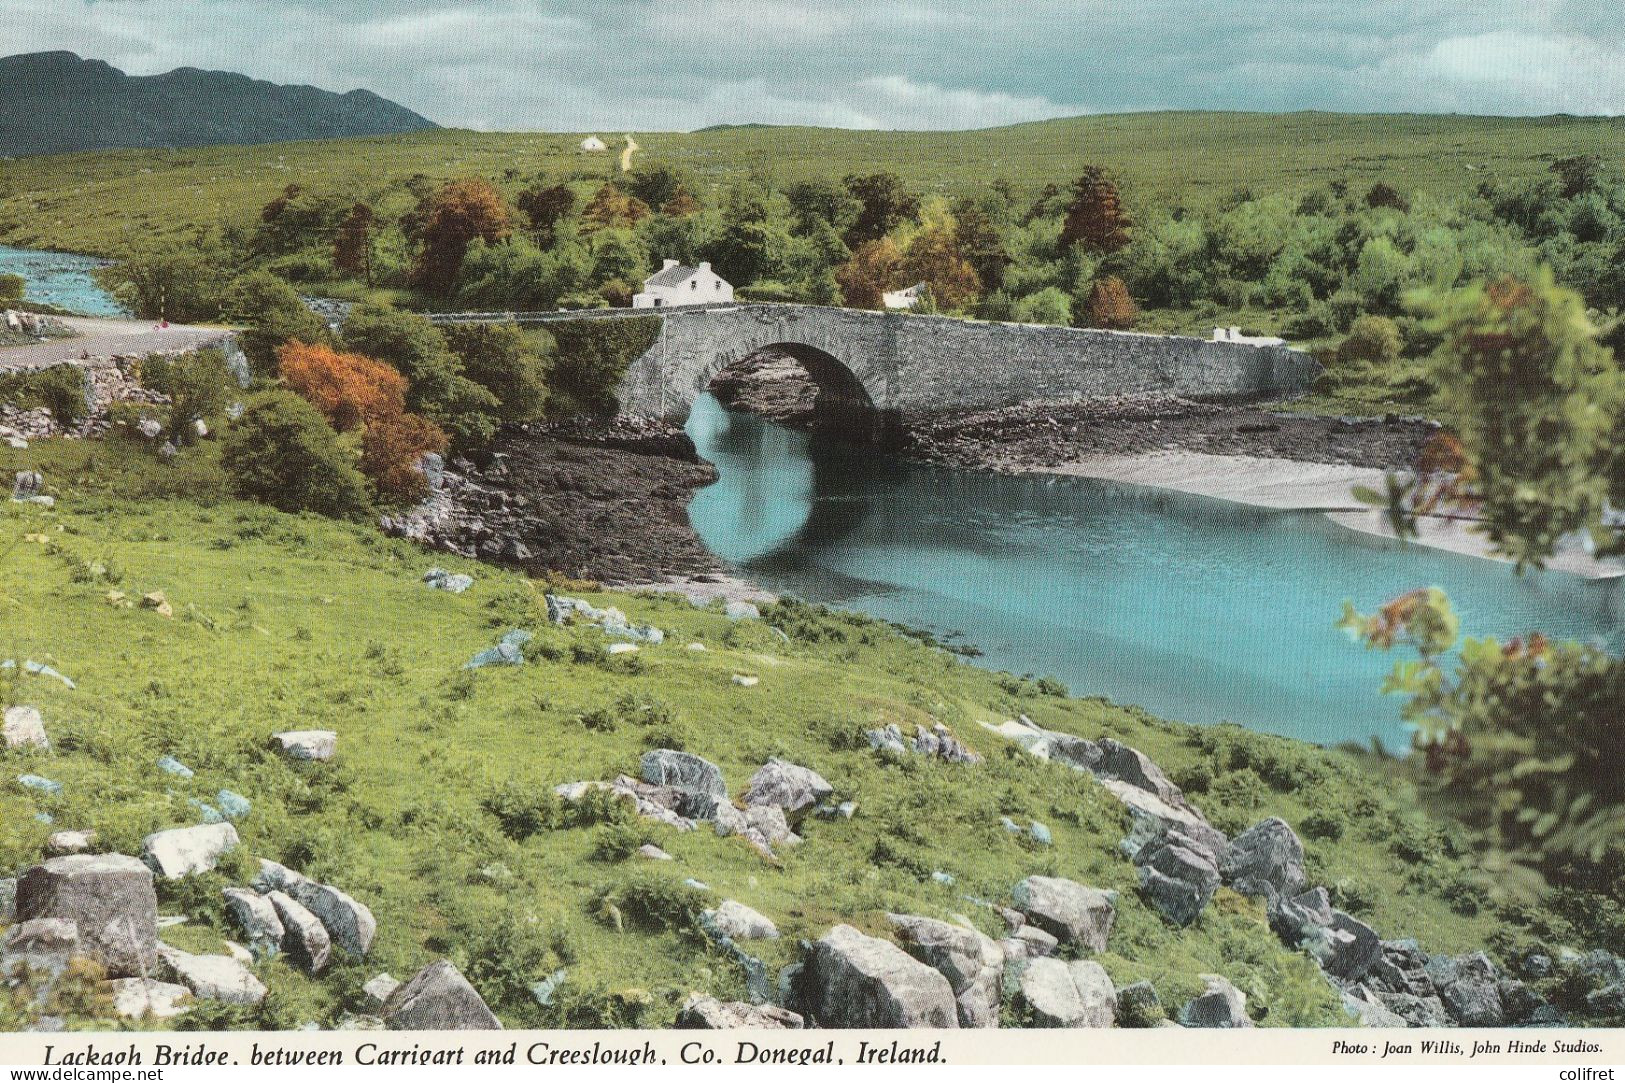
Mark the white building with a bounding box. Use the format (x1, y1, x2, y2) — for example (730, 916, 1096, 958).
(1212, 326, 1285, 347)
(579, 135, 607, 152)
(882, 282, 928, 310)
(633, 260, 733, 309)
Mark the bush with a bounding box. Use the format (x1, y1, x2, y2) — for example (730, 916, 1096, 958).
(219, 391, 372, 519)
(1300, 809, 1346, 841)
(593, 874, 712, 932)
(222, 272, 330, 379)
(1336, 314, 1403, 366)
(546, 316, 661, 416)
(140, 348, 234, 442)
(441, 322, 549, 424)
(1012, 287, 1073, 326)
(1079, 276, 1138, 330)
(360, 412, 447, 505)
(278, 341, 407, 431)
(0, 364, 88, 424)
(0, 273, 22, 306)
(341, 303, 500, 449)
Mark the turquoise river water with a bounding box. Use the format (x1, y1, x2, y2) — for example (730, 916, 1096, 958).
(684, 393, 1624, 749)
(0, 244, 126, 317)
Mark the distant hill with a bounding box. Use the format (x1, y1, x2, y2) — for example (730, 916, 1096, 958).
(0, 51, 437, 157)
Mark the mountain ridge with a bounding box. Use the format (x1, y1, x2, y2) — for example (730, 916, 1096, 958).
(0, 50, 437, 157)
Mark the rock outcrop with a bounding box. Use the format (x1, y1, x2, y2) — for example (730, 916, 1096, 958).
(1010, 876, 1115, 952)
(794, 924, 959, 1028)
(384, 960, 502, 1030)
(15, 854, 158, 977)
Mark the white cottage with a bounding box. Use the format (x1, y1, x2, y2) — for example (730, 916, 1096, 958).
(580, 135, 608, 152)
(633, 260, 733, 308)
(882, 282, 928, 310)
(1212, 326, 1286, 347)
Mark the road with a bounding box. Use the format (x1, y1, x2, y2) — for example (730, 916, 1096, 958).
(0, 316, 234, 369)
(621, 134, 639, 173)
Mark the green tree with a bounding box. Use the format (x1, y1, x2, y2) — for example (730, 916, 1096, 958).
(441, 322, 550, 424)
(96, 239, 232, 323)
(0, 274, 22, 307)
(341, 303, 500, 449)
(1336, 314, 1403, 366)
(1013, 286, 1073, 326)
(1059, 167, 1131, 253)
(222, 271, 329, 379)
(516, 183, 576, 241)
(333, 203, 376, 284)
(140, 347, 235, 443)
(220, 391, 372, 519)
(841, 172, 919, 246)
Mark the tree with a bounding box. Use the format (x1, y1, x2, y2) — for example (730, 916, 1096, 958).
(341, 302, 501, 449)
(441, 322, 549, 424)
(405, 179, 513, 294)
(220, 391, 372, 519)
(835, 238, 904, 310)
(900, 219, 981, 312)
(580, 184, 650, 233)
(333, 203, 375, 284)
(951, 197, 1010, 291)
(786, 180, 861, 236)
(623, 163, 694, 210)
(222, 271, 330, 379)
(1551, 155, 1602, 200)
(516, 184, 575, 239)
(139, 347, 234, 443)
(0, 274, 22, 306)
(1013, 286, 1073, 326)
(842, 172, 919, 246)
(1060, 167, 1132, 253)
(1343, 270, 1625, 881)
(1336, 314, 1403, 366)
(659, 187, 702, 217)
(361, 411, 449, 505)
(1364, 182, 1411, 213)
(254, 184, 346, 259)
(277, 341, 408, 431)
(96, 239, 232, 323)
(1080, 276, 1137, 330)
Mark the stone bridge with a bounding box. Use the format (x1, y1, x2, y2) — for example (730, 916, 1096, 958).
(430, 303, 1319, 423)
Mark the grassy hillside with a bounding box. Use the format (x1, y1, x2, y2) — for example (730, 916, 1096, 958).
(3, 112, 1623, 257)
(0, 436, 1532, 1029)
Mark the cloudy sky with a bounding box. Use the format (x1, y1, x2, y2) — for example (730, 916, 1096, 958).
(5, 1, 1623, 130)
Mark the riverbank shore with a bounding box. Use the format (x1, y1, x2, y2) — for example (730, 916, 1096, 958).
(715, 357, 1625, 579)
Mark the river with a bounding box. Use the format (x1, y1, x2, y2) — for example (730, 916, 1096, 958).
(0, 244, 126, 317)
(684, 393, 1624, 749)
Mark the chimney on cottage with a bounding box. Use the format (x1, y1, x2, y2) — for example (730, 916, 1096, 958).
(698, 261, 712, 272)
(661, 259, 679, 271)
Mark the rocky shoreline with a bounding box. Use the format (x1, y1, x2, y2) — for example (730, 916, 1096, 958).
(380, 417, 733, 588)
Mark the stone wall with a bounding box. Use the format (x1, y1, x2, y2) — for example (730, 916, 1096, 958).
(610, 304, 1319, 418)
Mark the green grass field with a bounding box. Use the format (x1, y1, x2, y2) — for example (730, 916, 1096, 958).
(3, 112, 1624, 256)
(0, 437, 1536, 1029)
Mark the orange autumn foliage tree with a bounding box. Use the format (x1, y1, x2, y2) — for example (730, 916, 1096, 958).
(278, 341, 407, 431)
(406, 178, 513, 294)
(362, 412, 449, 503)
(277, 340, 448, 504)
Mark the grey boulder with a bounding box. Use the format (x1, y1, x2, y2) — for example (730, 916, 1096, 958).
(1179, 975, 1255, 1028)
(676, 995, 804, 1029)
(1223, 818, 1307, 900)
(158, 944, 267, 1005)
(743, 759, 833, 817)
(795, 924, 959, 1028)
(141, 823, 239, 880)
(1010, 876, 1115, 952)
(1010, 957, 1115, 1027)
(384, 960, 503, 1030)
(2, 705, 49, 750)
(886, 913, 1004, 1028)
(640, 749, 727, 810)
(16, 854, 158, 977)
(268, 890, 331, 975)
(222, 888, 284, 958)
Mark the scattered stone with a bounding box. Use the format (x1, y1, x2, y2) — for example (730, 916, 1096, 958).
(423, 568, 475, 593)
(1002, 924, 1060, 961)
(135, 418, 163, 440)
(640, 749, 726, 806)
(109, 978, 192, 1020)
(222, 888, 284, 958)
(686, 642, 707, 651)
(1223, 818, 1308, 901)
(268, 891, 331, 974)
(17, 773, 60, 795)
(886, 913, 1004, 1028)
(384, 960, 503, 1030)
(140, 591, 173, 619)
(12, 471, 43, 500)
(743, 758, 833, 817)
(15, 854, 159, 977)
(3, 705, 49, 750)
(724, 601, 761, 621)
(676, 994, 804, 1029)
(2, 660, 76, 689)
(701, 899, 779, 942)
(1010, 957, 1116, 1027)
(364, 973, 401, 1005)
(1341, 987, 1408, 1028)
(605, 642, 639, 655)
(1028, 821, 1053, 846)
(3, 918, 79, 974)
(1424, 952, 1505, 1026)
(252, 859, 375, 957)
(464, 629, 531, 669)
(530, 968, 567, 1006)
(224, 942, 254, 965)
(1304, 911, 1383, 983)
(215, 790, 252, 821)
(271, 730, 337, 761)
(731, 674, 759, 687)
(910, 723, 983, 764)
(1179, 975, 1255, 1028)
(46, 830, 95, 855)
(141, 822, 239, 880)
(158, 944, 266, 1005)
(1136, 833, 1222, 927)
(1115, 980, 1165, 1028)
(637, 844, 673, 861)
(794, 924, 959, 1028)
(1010, 876, 1115, 952)
(155, 754, 193, 777)
(932, 870, 956, 886)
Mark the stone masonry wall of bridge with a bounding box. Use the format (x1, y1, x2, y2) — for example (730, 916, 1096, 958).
(609, 304, 1318, 418)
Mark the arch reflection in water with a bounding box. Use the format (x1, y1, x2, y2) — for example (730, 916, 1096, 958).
(685, 394, 1625, 749)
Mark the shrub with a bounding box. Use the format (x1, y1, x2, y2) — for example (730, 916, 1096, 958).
(481, 780, 559, 841)
(341, 303, 500, 449)
(0, 364, 88, 424)
(1336, 315, 1403, 366)
(141, 348, 234, 442)
(1300, 809, 1346, 841)
(546, 316, 661, 416)
(593, 874, 712, 932)
(1012, 286, 1073, 326)
(1080, 276, 1138, 330)
(219, 391, 372, 519)
(360, 411, 447, 505)
(222, 271, 330, 378)
(441, 322, 549, 424)
(0, 273, 22, 306)
(278, 341, 407, 431)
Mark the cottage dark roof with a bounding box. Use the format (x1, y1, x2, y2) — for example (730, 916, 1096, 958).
(644, 263, 700, 288)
